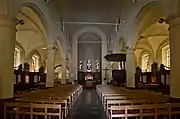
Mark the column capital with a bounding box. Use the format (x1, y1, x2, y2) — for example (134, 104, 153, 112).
(166, 12, 180, 27)
(0, 14, 16, 27)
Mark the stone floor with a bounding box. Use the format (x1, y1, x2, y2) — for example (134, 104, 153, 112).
(67, 88, 107, 119)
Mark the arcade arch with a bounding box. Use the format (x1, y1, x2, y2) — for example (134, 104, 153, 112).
(133, 2, 169, 70)
(15, 6, 46, 69)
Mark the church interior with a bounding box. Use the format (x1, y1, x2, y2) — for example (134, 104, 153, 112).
(1, 0, 180, 119)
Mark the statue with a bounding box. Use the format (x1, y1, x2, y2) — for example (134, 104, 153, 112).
(87, 60, 92, 72)
(79, 60, 83, 71)
(95, 60, 100, 70)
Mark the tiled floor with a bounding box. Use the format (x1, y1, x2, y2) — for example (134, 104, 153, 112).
(67, 88, 107, 119)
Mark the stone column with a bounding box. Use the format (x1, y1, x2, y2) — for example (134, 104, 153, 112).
(0, 14, 16, 99)
(61, 58, 67, 84)
(167, 13, 180, 98)
(72, 38, 78, 82)
(101, 37, 108, 85)
(126, 49, 136, 88)
(46, 47, 55, 87)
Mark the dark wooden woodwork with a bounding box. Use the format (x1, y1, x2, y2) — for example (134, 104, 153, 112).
(14, 70, 46, 93)
(135, 70, 170, 94)
(112, 70, 126, 87)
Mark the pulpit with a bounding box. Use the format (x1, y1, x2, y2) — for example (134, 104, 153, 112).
(104, 53, 126, 87)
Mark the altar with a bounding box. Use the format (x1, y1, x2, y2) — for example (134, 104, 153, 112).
(78, 59, 101, 87)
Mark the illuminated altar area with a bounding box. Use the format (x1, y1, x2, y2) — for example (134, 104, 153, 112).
(78, 59, 100, 86)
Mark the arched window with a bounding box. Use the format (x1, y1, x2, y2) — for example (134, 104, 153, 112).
(14, 47, 21, 69)
(32, 55, 39, 72)
(141, 54, 150, 72)
(162, 45, 170, 69)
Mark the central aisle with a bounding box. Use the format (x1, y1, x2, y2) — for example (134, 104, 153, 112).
(67, 88, 107, 119)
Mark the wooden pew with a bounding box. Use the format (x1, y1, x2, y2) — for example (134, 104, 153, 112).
(109, 103, 170, 119)
(109, 103, 180, 119)
(4, 84, 83, 119)
(4, 102, 62, 119)
(15, 99, 68, 118)
(96, 85, 174, 118)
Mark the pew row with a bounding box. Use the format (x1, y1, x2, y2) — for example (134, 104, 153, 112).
(109, 103, 180, 119)
(96, 85, 180, 118)
(4, 84, 83, 119)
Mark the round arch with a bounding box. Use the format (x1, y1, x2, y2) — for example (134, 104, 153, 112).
(72, 26, 107, 83)
(130, 1, 166, 46)
(54, 65, 70, 71)
(16, 2, 66, 55)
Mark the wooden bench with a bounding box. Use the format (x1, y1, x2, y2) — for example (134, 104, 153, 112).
(109, 103, 180, 119)
(4, 102, 62, 119)
(96, 85, 176, 118)
(15, 99, 68, 118)
(4, 84, 83, 119)
(109, 103, 170, 119)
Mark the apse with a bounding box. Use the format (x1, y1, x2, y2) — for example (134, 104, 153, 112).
(78, 33, 101, 72)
